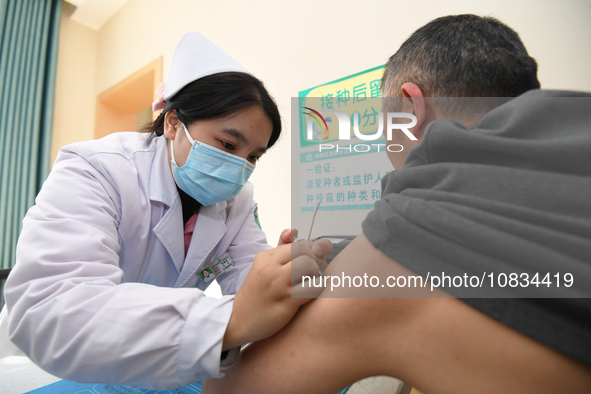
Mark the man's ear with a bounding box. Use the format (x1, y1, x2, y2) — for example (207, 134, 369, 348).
(163, 110, 180, 140)
(400, 82, 428, 139)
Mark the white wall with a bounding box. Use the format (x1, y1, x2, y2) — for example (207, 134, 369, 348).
(53, 0, 591, 242)
(51, 2, 97, 165)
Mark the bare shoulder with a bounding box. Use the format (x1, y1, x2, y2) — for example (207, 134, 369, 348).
(203, 234, 591, 394)
(324, 234, 591, 393)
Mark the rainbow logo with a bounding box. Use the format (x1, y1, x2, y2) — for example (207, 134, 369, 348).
(302, 107, 329, 140)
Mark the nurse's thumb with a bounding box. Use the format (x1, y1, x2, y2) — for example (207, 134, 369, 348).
(311, 238, 333, 257)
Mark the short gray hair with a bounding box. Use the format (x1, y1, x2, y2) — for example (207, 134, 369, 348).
(382, 14, 540, 115)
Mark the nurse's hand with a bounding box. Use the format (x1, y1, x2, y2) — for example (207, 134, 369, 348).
(277, 228, 298, 246)
(222, 238, 332, 351)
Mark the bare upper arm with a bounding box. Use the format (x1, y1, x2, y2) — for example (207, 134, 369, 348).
(203, 234, 591, 394)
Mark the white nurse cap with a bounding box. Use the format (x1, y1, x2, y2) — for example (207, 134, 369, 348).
(163, 32, 251, 102)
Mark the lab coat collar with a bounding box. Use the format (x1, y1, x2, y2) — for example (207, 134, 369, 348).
(176, 202, 227, 287)
(149, 136, 177, 207)
(153, 198, 227, 277)
(150, 135, 228, 276)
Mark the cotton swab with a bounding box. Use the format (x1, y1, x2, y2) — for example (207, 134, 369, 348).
(307, 200, 321, 241)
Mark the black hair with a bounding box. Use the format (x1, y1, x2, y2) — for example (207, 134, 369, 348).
(382, 14, 541, 99)
(143, 72, 281, 148)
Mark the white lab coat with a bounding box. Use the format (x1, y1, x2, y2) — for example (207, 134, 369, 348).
(0, 132, 271, 389)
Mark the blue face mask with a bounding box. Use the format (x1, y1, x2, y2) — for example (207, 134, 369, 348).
(170, 123, 255, 206)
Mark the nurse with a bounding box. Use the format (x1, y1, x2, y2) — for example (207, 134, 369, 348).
(0, 32, 328, 389)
